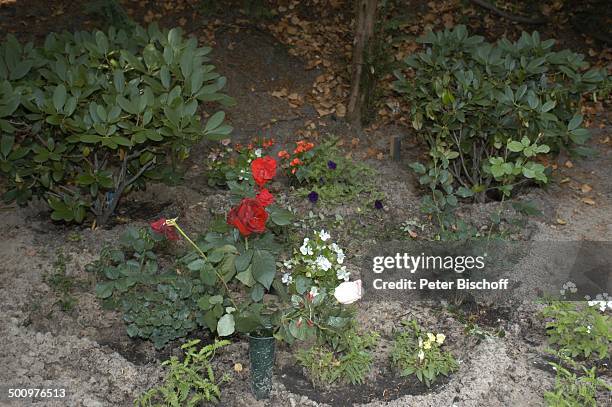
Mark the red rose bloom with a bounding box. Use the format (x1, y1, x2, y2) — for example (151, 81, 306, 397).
(251, 156, 276, 187)
(227, 198, 269, 236)
(150, 218, 179, 241)
(255, 188, 275, 207)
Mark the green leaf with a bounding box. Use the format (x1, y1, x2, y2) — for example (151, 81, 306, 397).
(409, 162, 427, 174)
(250, 284, 265, 302)
(217, 313, 235, 337)
(251, 249, 276, 290)
(236, 267, 256, 287)
(456, 186, 474, 198)
(1, 135, 14, 157)
(53, 84, 67, 111)
(235, 249, 253, 272)
(269, 206, 293, 226)
(568, 115, 582, 131)
(95, 281, 114, 298)
(204, 111, 225, 133)
(507, 141, 524, 152)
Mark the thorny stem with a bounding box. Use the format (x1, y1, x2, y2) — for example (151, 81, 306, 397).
(165, 218, 238, 309)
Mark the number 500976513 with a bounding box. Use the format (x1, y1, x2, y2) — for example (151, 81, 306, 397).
(8, 388, 66, 398)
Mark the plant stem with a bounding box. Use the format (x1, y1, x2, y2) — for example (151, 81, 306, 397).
(167, 219, 238, 309)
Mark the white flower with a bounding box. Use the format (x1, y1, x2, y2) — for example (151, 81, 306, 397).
(334, 280, 362, 305)
(331, 243, 340, 253)
(316, 255, 332, 271)
(319, 230, 331, 242)
(282, 273, 293, 285)
(283, 260, 293, 269)
(300, 239, 313, 256)
(418, 350, 425, 362)
(309, 286, 319, 297)
(336, 252, 345, 264)
(336, 266, 350, 281)
(418, 337, 423, 348)
(436, 333, 446, 344)
(254, 148, 262, 157)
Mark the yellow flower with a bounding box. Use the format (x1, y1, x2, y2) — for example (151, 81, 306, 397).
(436, 333, 446, 344)
(423, 340, 432, 350)
(427, 332, 435, 342)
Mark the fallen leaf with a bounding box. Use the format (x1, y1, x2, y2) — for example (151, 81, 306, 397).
(556, 218, 567, 225)
(581, 197, 595, 205)
(580, 184, 592, 193)
(234, 363, 243, 372)
(564, 160, 573, 168)
(560, 177, 571, 184)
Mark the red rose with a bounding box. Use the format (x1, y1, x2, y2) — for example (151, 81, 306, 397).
(150, 218, 179, 241)
(227, 198, 269, 236)
(255, 188, 275, 207)
(251, 156, 276, 187)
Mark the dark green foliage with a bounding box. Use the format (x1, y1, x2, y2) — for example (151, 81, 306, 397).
(393, 25, 608, 233)
(0, 24, 233, 224)
(89, 227, 210, 348)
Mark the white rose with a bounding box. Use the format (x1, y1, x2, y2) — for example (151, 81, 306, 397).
(334, 280, 362, 305)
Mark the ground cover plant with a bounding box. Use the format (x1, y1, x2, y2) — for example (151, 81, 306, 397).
(0, 24, 232, 225)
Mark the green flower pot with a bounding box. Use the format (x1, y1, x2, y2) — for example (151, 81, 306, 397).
(248, 330, 276, 400)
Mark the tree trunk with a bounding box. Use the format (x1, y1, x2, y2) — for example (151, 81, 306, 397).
(347, 0, 378, 128)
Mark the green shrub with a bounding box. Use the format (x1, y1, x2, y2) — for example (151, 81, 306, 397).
(393, 25, 607, 227)
(135, 339, 231, 406)
(541, 300, 611, 361)
(0, 24, 233, 225)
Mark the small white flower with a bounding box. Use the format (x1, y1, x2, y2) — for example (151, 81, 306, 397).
(300, 239, 313, 256)
(319, 230, 331, 242)
(586, 325, 592, 334)
(309, 286, 319, 297)
(283, 260, 293, 269)
(336, 266, 350, 281)
(336, 252, 345, 264)
(331, 243, 340, 253)
(254, 148, 262, 157)
(282, 273, 293, 285)
(316, 255, 332, 271)
(418, 350, 425, 362)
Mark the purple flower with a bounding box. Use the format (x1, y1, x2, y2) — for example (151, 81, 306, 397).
(374, 200, 383, 210)
(327, 160, 337, 170)
(308, 191, 319, 203)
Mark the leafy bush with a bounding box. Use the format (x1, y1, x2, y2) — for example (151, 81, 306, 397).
(0, 24, 233, 224)
(393, 25, 607, 227)
(135, 339, 231, 406)
(541, 300, 611, 361)
(296, 329, 378, 386)
(391, 319, 457, 387)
